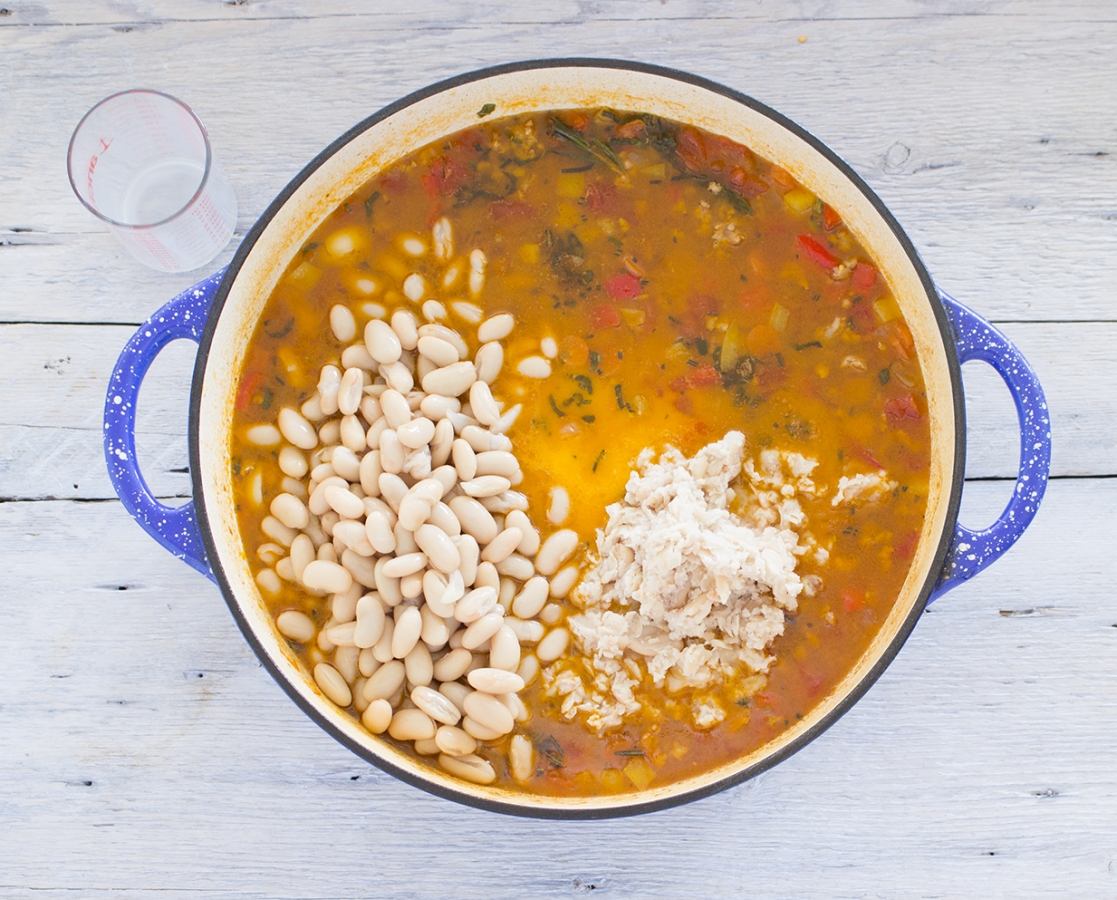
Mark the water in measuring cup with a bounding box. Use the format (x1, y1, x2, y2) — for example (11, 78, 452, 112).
(120, 158, 205, 226)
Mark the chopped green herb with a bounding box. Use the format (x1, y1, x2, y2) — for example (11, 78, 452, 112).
(537, 735, 564, 768)
(562, 163, 594, 174)
(793, 340, 822, 350)
(549, 116, 625, 174)
(264, 317, 295, 339)
(364, 191, 381, 218)
(581, 415, 596, 424)
(695, 337, 709, 356)
(614, 383, 633, 411)
(592, 449, 606, 472)
(614, 749, 645, 757)
(573, 374, 593, 394)
(725, 190, 753, 214)
(301, 241, 319, 257)
(477, 102, 496, 118)
(589, 350, 601, 368)
(260, 387, 273, 410)
(548, 395, 566, 418)
(231, 458, 241, 476)
(879, 368, 892, 384)
(736, 697, 750, 707)
(343, 203, 351, 214)
(686, 358, 698, 367)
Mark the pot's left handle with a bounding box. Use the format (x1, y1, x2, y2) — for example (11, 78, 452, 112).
(103, 269, 227, 582)
(930, 292, 1051, 601)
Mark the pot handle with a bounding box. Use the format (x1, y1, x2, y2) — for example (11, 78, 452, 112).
(103, 270, 226, 582)
(929, 291, 1051, 601)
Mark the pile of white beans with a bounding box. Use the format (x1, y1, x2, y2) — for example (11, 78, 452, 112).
(247, 219, 581, 786)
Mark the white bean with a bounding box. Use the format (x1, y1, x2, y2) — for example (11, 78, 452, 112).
(314, 663, 352, 707)
(276, 610, 315, 642)
(277, 408, 318, 450)
(404, 641, 433, 686)
(427, 501, 461, 538)
(454, 585, 498, 624)
(494, 553, 535, 581)
(468, 248, 487, 298)
(509, 734, 534, 782)
(415, 524, 461, 574)
(354, 594, 386, 648)
(451, 300, 483, 323)
(317, 365, 342, 416)
(270, 493, 309, 530)
(438, 752, 496, 785)
(548, 486, 570, 524)
(380, 360, 414, 394)
(452, 439, 477, 482)
(411, 685, 461, 726)
(419, 603, 450, 649)
(474, 561, 499, 591)
(549, 565, 580, 598)
(391, 309, 419, 350)
(539, 602, 563, 624)
(397, 416, 435, 449)
(477, 312, 513, 343)
(359, 451, 383, 497)
(373, 558, 403, 606)
(462, 690, 513, 735)
(362, 698, 393, 733)
(467, 667, 524, 695)
(480, 527, 523, 564)
(365, 319, 402, 364)
(517, 653, 540, 687)
(422, 300, 448, 322)
(504, 510, 539, 557)
(378, 472, 408, 512)
(455, 534, 480, 587)
(342, 549, 378, 588)
(489, 625, 521, 672)
(340, 415, 366, 453)
(388, 708, 436, 742)
(421, 361, 477, 397)
(432, 647, 473, 683)
(474, 451, 519, 479)
(330, 304, 357, 342)
(474, 342, 503, 384)
(517, 356, 552, 379)
(460, 476, 511, 498)
(302, 560, 353, 594)
(342, 343, 379, 371)
(540, 336, 558, 359)
(402, 273, 425, 302)
(535, 529, 579, 576)
(333, 519, 373, 556)
(418, 323, 469, 358)
(246, 424, 282, 447)
(419, 393, 460, 421)
(324, 621, 357, 647)
(435, 725, 477, 757)
(505, 617, 545, 644)
(382, 552, 428, 579)
(479, 491, 527, 514)
(461, 611, 504, 650)
(278, 446, 309, 479)
(379, 429, 406, 474)
(391, 605, 423, 659)
(430, 465, 458, 496)
(364, 659, 405, 701)
(536, 627, 570, 663)
(324, 484, 365, 520)
(511, 576, 550, 619)
(379, 389, 411, 428)
(468, 380, 501, 426)
(417, 335, 459, 367)
(432, 217, 453, 261)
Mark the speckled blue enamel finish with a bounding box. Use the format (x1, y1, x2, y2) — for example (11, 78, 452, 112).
(930, 291, 1051, 600)
(103, 270, 225, 582)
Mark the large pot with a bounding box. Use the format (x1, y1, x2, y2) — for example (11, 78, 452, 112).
(103, 59, 1051, 818)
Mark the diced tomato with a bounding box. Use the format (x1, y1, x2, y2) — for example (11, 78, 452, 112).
(588, 304, 621, 329)
(757, 365, 787, 390)
(668, 375, 689, 393)
(604, 272, 642, 301)
(674, 127, 708, 171)
(709, 135, 755, 170)
(822, 204, 843, 231)
(796, 234, 840, 270)
(894, 529, 919, 561)
(421, 156, 468, 198)
(616, 120, 646, 139)
(801, 669, 826, 699)
(842, 589, 864, 612)
(770, 165, 797, 189)
(852, 261, 877, 292)
(687, 364, 721, 388)
(674, 394, 695, 415)
(851, 444, 884, 470)
(727, 166, 769, 196)
(488, 199, 535, 221)
(562, 111, 589, 131)
(849, 298, 877, 333)
(583, 182, 617, 213)
(235, 371, 262, 411)
(884, 393, 922, 422)
(887, 321, 915, 362)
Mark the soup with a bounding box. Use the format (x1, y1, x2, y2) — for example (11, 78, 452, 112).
(229, 108, 930, 795)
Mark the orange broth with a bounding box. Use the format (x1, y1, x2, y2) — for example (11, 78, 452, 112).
(229, 109, 931, 796)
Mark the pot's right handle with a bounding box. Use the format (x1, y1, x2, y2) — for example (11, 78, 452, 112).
(929, 292, 1051, 601)
(103, 270, 226, 582)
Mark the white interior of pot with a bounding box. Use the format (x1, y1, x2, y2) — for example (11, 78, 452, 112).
(198, 64, 957, 814)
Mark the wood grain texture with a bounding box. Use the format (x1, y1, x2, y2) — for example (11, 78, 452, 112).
(2, 1, 1114, 896)
(1, 481, 1114, 898)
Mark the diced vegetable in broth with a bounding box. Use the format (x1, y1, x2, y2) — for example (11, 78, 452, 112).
(229, 108, 931, 797)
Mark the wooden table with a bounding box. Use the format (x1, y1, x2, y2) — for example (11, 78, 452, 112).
(3, 2, 1115, 896)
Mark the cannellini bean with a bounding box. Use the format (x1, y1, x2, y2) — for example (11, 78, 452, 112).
(364, 659, 405, 701)
(358, 647, 379, 678)
(430, 417, 455, 468)
(411, 685, 461, 726)
(401, 446, 432, 480)
(317, 365, 342, 416)
(419, 393, 460, 421)
(460, 476, 511, 498)
(291, 535, 316, 582)
(517, 653, 540, 686)
(415, 524, 461, 573)
(549, 565, 580, 598)
(421, 361, 477, 397)
(401, 235, 426, 256)
(419, 603, 450, 649)
(270, 493, 309, 530)
(431, 465, 458, 496)
(536, 627, 570, 663)
(477, 312, 513, 343)
(505, 617, 545, 645)
(535, 529, 579, 576)
(400, 570, 425, 600)
(539, 603, 562, 624)
(359, 452, 383, 498)
(397, 416, 436, 449)
(467, 667, 524, 694)
(499, 577, 516, 608)
(277, 408, 318, 450)
(391, 605, 423, 659)
(371, 617, 395, 662)
(418, 323, 469, 358)
(382, 552, 428, 579)
(452, 439, 477, 482)
(455, 585, 498, 624)
(314, 663, 352, 706)
(438, 752, 496, 785)
(334, 520, 374, 556)
(481, 527, 524, 564)
(373, 558, 403, 606)
(473, 340, 504, 385)
(354, 594, 386, 648)
(331, 446, 361, 482)
(489, 625, 521, 672)
(246, 424, 282, 447)
(432, 647, 473, 683)
(341, 415, 367, 453)
(378, 472, 408, 511)
(278, 446, 309, 479)
(540, 336, 558, 359)
(460, 425, 495, 453)
(324, 484, 365, 520)
(389, 708, 436, 742)
(359, 395, 382, 425)
(479, 491, 528, 514)
(309, 476, 347, 516)
(511, 576, 549, 619)
(391, 309, 419, 350)
(332, 582, 362, 623)
(474, 451, 518, 479)
(366, 416, 390, 449)
(501, 691, 529, 724)
(324, 621, 357, 647)
(380, 360, 414, 394)
(452, 300, 482, 323)
(330, 304, 357, 342)
(462, 690, 513, 735)
(422, 299, 448, 322)
(417, 335, 459, 367)
(336, 368, 363, 416)
(379, 429, 406, 474)
(362, 698, 393, 733)
(461, 611, 505, 650)
(402, 273, 425, 302)
(469, 380, 501, 426)
(432, 217, 453, 261)
(342, 343, 379, 371)
(302, 394, 325, 424)
(517, 356, 552, 379)
(379, 389, 411, 428)
(468, 249, 486, 297)
(427, 501, 461, 537)
(404, 641, 433, 686)
(365, 319, 402, 364)
(302, 560, 353, 594)
(495, 553, 535, 581)
(455, 534, 480, 586)
(435, 725, 477, 757)
(474, 561, 499, 591)
(548, 486, 570, 524)
(276, 610, 315, 642)
(509, 734, 534, 782)
(504, 510, 539, 556)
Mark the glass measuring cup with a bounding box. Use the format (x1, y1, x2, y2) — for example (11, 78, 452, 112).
(67, 89, 238, 273)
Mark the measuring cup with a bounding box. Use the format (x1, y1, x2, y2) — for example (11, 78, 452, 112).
(67, 89, 238, 273)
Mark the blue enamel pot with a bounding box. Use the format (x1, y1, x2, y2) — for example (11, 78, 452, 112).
(102, 60, 1051, 818)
